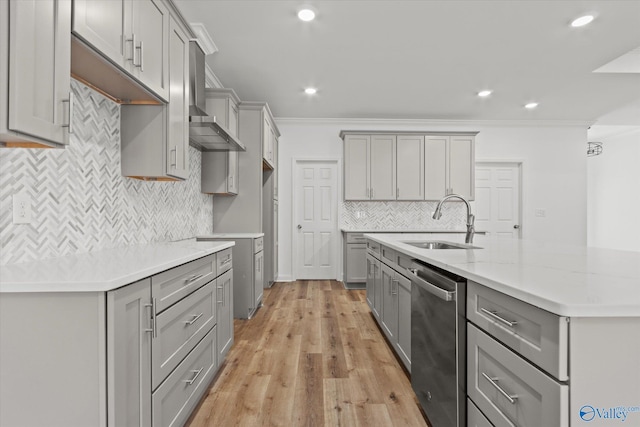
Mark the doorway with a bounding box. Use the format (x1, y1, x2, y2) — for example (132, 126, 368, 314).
(474, 161, 522, 238)
(293, 160, 339, 279)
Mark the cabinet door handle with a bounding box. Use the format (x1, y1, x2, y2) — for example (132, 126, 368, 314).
(61, 92, 74, 134)
(397, 187, 399, 199)
(184, 273, 204, 284)
(144, 298, 158, 338)
(126, 34, 138, 66)
(184, 312, 204, 326)
(391, 279, 398, 295)
(371, 188, 374, 199)
(481, 372, 518, 404)
(217, 285, 223, 305)
(184, 367, 204, 386)
(170, 148, 177, 168)
(135, 40, 144, 71)
(480, 307, 518, 327)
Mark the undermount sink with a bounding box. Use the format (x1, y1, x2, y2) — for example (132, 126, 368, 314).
(402, 240, 482, 250)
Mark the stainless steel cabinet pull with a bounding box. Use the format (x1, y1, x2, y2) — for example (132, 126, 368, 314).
(481, 372, 518, 404)
(170, 148, 177, 168)
(184, 312, 204, 326)
(61, 92, 74, 134)
(184, 274, 204, 284)
(184, 367, 204, 386)
(221, 258, 232, 266)
(144, 302, 154, 334)
(391, 279, 398, 295)
(126, 34, 138, 65)
(480, 308, 518, 327)
(138, 41, 144, 71)
(217, 285, 223, 305)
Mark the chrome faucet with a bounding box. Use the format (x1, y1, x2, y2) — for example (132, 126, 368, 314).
(432, 194, 475, 244)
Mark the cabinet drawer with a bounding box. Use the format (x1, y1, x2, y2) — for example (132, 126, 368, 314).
(216, 248, 233, 275)
(254, 237, 263, 253)
(467, 324, 569, 427)
(152, 326, 217, 427)
(153, 254, 216, 313)
(467, 280, 568, 380)
(367, 239, 380, 257)
(153, 280, 216, 389)
(467, 398, 492, 427)
(381, 245, 396, 266)
(346, 233, 366, 243)
(396, 252, 413, 272)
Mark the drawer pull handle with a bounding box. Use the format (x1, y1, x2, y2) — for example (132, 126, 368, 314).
(184, 313, 204, 326)
(220, 258, 232, 267)
(184, 367, 204, 386)
(184, 274, 204, 284)
(480, 308, 518, 327)
(482, 372, 518, 404)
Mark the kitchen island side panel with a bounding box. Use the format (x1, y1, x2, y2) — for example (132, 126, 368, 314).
(569, 317, 640, 426)
(0, 292, 107, 427)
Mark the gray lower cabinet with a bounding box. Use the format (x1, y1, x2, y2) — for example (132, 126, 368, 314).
(198, 236, 264, 319)
(0, 250, 233, 427)
(365, 240, 411, 372)
(344, 232, 368, 288)
(217, 269, 234, 361)
(108, 279, 153, 427)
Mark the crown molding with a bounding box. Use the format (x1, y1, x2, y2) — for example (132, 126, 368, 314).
(189, 23, 218, 55)
(204, 63, 224, 89)
(274, 117, 593, 128)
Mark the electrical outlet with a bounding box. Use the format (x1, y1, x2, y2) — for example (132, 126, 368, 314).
(12, 194, 32, 224)
(535, 208, 546, 218)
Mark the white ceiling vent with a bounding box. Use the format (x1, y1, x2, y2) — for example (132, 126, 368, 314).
(593, 46, 640, 73)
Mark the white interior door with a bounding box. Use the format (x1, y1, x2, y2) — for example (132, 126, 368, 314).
(475, 162, 521, 238)
(294, 161, 338, 279)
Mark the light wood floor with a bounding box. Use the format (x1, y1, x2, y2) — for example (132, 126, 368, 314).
(186, 280, 428, 427)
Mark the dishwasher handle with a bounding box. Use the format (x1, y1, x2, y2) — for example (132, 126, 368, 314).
(407, 268, 456, 302)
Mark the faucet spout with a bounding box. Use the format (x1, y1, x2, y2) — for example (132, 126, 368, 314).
(432, 194, 475, 244)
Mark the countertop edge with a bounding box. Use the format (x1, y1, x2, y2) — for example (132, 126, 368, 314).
(364, 233, 640, 318)
(0, 241, 235, 293)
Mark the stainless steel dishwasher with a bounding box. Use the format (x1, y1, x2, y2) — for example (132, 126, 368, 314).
(407, 260, 466, 427)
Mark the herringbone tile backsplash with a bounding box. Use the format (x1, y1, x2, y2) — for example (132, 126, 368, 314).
(0, 80, 213, 265)
(342, 201, 466, 230)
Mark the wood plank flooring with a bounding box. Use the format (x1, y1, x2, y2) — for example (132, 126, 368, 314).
(186, 280, 428, 427)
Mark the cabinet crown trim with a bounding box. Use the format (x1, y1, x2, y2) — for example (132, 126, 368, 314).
(339, 130, 479, 139)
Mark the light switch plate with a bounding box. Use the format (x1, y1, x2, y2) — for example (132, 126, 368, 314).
(12, 194, 32, 224)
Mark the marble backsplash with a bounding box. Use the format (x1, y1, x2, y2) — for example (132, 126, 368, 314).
(0, 80, 213, 265)
(341, 200, 467, 230)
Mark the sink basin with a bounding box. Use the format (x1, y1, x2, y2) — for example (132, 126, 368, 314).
(402, 240, 482, 250)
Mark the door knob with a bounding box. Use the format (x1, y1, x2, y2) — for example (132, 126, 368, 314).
(513, 225, 520, 229)
(297, 224, 302, 230)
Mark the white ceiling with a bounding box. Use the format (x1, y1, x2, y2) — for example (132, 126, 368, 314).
(174, 0, 640, 125)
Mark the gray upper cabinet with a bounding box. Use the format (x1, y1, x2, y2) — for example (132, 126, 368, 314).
(202, 89, 242, 195)
(396, 135, 424, 200)
(425, 135, 475, 200)
(342, 131, 476, 201)
(1, 0, 71, 148)
(343, 134, 370, 200)
(72, 0, 169, 101)
(120, 12, 189, 181)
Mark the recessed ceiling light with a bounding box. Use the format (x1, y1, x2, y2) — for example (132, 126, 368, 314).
(524, 102, 539, 109)
(477, 90, 492, 97)
(298, 8, 316, 22)
(304, 87, 317, 95)
(571, 15, 594, 27)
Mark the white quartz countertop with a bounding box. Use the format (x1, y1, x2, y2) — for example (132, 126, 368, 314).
(0, 240, 234, 293)
(197, 233, 264, 239)
(364, 233, 640, 317)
